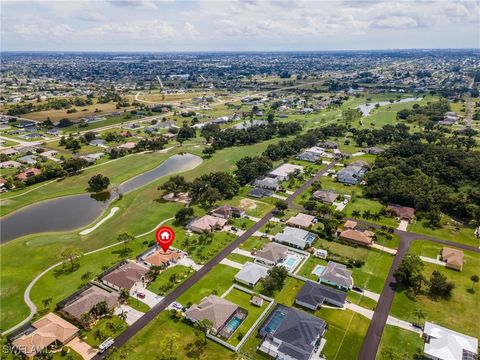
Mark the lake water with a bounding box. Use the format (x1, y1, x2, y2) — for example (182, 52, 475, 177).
(357, 97, 422, 116)
(0, 153, 202, 243)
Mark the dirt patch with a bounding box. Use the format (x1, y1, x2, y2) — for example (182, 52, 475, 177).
(239, 198, 257, 210)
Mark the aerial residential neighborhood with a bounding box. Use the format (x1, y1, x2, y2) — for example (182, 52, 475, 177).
(0, 1, 479, 360)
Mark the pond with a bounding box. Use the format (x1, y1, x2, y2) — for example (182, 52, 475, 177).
(0, 153, 202, 243)
(357, 97, 422, 116)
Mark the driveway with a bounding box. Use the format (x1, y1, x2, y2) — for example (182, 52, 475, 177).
(397, 219, 409, 231)
(114, 304, 144, 325)
(219, 258, 243, 269)
(420, 256, 446, 266)
(67, 337, 97, 360)
(232, 248, 255, 258)
(130, 285, 163, 308)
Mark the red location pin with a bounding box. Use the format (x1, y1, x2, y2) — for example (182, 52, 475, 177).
(155, 226, 175, 252)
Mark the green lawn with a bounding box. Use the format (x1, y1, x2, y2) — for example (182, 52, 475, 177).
(409, 215, 479, 247)
(376, 325, 423, 360)
(146, 265, 194, 295)
(0, 139, 288, 331)
(226, 253, 253, 265)
(390, 244, 480, 337)
(126, 296, 151, 313)
(81, 315, 128, 347)
(238, 236, 269, 252)
(223, 288, 268, 346)
(177, 264, 237, 306)
(123, 311, 236, 360)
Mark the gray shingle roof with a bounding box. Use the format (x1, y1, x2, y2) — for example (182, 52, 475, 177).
(296, 281, 347, 308)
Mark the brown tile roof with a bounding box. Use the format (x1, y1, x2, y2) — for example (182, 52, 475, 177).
(312, 190, 338, 204)
(339, 229, 374, 246)
(255, 242, 288, 263)
(62, 286, 119, 322)
(185, 295, 238, 331)
(190, 215, 227, 232)
(12, 313, 78, 357)
(387, 204, 416, 220)
(286, 213, 315, 228)
(442, 247, 464, 269)
(17, 167, 42, 181)
(343, 220, 357, 229)
(102, 262, 148, 290)
(144, 249, 183, 267)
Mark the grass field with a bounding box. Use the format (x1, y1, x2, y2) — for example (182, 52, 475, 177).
(409, 215, 479, 247)
(82, 315, 128, 347)
(376, 325, 423, 360)
(390, 242, 480, 337)
(123, 311, 235, 360)
(1, 139, 287, 331)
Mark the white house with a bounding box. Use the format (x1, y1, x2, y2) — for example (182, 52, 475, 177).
(423, 322, 478, 360)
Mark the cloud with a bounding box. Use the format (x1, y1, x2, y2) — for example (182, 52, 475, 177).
(106, 0, 159, 9)
(370, 16, 419, 29)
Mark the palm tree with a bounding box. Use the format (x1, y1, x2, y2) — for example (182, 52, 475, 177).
(117, 232, 134, 255)
(118, 310, 127, 323)
(42, 297, 52, 309)
(93, 329, 104, 341)
(194, 319, 213, 344)
(80, 312, 91, 325)
(119, 288, 129, 303)
(471, 275, 479, 291)
(351, 210, 361, 218)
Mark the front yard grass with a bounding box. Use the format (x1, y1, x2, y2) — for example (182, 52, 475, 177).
(126, 296, 151, 313)
(81, 315, 128, 348)
(176, 264, 237, 306)
(390, 244, 480, 337)
(146, 265, 194, 295)
(123, 311, 235, 360)
(376, 325, 423, 360)
(239, 236, 269, 252)
(226, 253, 253, 264)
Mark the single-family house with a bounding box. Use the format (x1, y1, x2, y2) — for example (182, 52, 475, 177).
(286, 213, 316, 229)
(267, 163, 303, 181)
(255, 243, 289, 267)
(254, 177, 281, 191)
(422, 322, 477, 360)
(338, 228, 375, 247)
(10, 313, 78, 358)
(141, 248, 183, 268)
(248, 187, 273, 198)
(89, 139, 107, 147)
(441, 247, 464, 271)
(0, 148, 19, 156)
(313, 190, 339, 204)
(60, 285, 119, 324)
(101, 261, 148, 291)
(235, 262, 269, 287)
(185, 295, 239, 335)
(117, 142, 136, 150)
(336, 165, 367, 185)
(274, 226, 317, 249)
(17, 155, 37, 165)
(386, 204, 416, 222)
(362, 147, 385, 155)
(320, 141, 338, 149)
(46, 128, 61, 136)
(211, 205, 244, 219)
(258, 304, 327, 360)
(189, 215, 227, 233)
(319, 261, 353, 290)
(17, 167, 42, 181)
(0, 160, 21, 168)
(296, 151, 321, 163)
(295, 281, 347, 310)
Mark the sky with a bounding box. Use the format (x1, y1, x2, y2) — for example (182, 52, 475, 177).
(1, 0, 479, 52)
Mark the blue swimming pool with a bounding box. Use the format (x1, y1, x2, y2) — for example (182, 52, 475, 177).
(284, 257, 296, 267)
(223, 316, 242, 334)
(261, 309, 286, 335)
(312, 264, 325, 277)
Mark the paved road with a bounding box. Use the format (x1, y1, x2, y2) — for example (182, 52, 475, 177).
(94, 161, 337, 359)
(358, 232, 413, 360)
(358, 227, 479, 360)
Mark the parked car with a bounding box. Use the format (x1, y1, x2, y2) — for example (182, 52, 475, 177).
(99, 338, 114, 353)
(137, 292, 146, 299)
(171, 302, 183, 310)
(352, 286, 363, 293)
